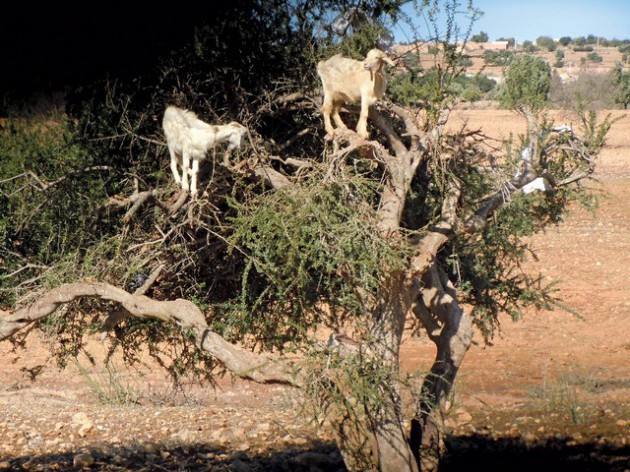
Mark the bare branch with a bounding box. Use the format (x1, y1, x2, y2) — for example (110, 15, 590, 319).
(0, 282, 299, 386)
(275, 127, 313, 152)
(101, 264, 165, 334)
(251, 164, 294, 190)
(368, 108, 407, 157)
(24, 166, 112, 191)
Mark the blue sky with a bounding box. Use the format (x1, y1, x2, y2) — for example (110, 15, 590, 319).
(394, 0, 630, 43)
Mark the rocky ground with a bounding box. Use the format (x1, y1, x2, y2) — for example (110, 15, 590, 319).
(1, 108, 629, 471)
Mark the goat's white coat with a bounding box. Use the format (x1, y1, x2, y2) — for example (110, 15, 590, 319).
(162, 106, 247, 196)
(317, 48, 395, 139)
(521, 177, 552, 194)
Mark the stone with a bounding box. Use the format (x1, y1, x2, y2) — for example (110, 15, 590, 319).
(78, 422, 93, 437)
(73, 453, 95, 468)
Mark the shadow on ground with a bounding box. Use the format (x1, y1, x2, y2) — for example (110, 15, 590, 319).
(2, 435, 629, 471)
(442, 434, 630, 472)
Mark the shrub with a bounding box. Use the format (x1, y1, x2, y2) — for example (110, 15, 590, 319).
(521, 40, 539, 53)
(559, 36, 572, 46)
(471, 31, 489, 43)
(483, 49, 514, 66)
(536, 36, 557, 52)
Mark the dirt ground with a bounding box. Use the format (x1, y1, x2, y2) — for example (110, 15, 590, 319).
(1, 109, 629, 471)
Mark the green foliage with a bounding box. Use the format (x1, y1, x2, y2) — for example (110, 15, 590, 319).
(483, 49, 514, 66)
(586, 52, 603, 63)
(559, 36, 572, 47)
(389, 69, 496, 106)
(611, 63, 630, 109)
(226, 172, 410, 348)
(471, 31, 489, 43)
(0, 116, 113, 306)
(496, 37, 516, 48)
(75, 360, 140, 405)
(521, 40, 539, 53)
(573, 45, 594, 52)
(536, 36, 557, 52)
(499, 54, 551, 114)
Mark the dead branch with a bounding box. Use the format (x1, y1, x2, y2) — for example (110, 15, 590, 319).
(275, 127, 313, 152)
(168, 190, 190, 215)
(26, 166, 112, 191)
(122, 190, 159, 223)
(251, 164, 294, 190)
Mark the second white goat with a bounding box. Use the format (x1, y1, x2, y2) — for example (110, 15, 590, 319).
(162, 106, 247, 196)
(317, 48, 395, 139)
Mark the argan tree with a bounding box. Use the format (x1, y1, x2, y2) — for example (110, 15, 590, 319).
(0, 1, 614, 471)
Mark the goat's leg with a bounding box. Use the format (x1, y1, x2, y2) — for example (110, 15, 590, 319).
(331, 101, 348, 131)
(169, 148, 182, 184)
(181, 149, 190, 192)
(356, 98, 371, 139)
(190, 158, 200, 197)
(321, 98, 337, 136)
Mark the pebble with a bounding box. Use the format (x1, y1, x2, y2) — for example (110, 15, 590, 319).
(0, 462, 11, 470)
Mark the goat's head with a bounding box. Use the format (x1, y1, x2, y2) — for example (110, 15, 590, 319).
(363, 48, 395, 74)
(226, 122, 248, 149)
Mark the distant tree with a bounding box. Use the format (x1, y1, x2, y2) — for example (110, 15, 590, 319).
(471, 30, 489, 42)
(499, 54, 551, 146)
(536, 35, 557, 52)
(574, 36, 586, 46)
(612, 62, 630, 109)
(554, 50, 565, 68)
(521, 40, 539, 53)
(586, 34, 597, 45)
(496, 36, 515, 48)
(559, 36, 572, 46)
(402, 50, 421, 69)
(483, 49, 514, 66)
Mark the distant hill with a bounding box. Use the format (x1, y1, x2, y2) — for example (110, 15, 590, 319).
(394, 42, 628, 83)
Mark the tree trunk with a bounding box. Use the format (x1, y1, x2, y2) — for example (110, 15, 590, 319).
(333, 274, 419, 472)
(409, 265, 473, 471)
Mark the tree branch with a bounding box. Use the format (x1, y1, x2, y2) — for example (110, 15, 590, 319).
(368, 108, 407, 157)
(0, 282, 299, 386)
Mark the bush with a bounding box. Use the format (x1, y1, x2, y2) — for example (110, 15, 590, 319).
(471, 31, 489, 43)
(483, 49, 514, 66)
(573, 45, 594, 52)
(559, 36, 572, 46)
(388, 70, 496, 106)
(536, 36, 557, 52)
(521, 40, 539, 53)
(499, 54, 550, 114)
(587, 52, 603, 63)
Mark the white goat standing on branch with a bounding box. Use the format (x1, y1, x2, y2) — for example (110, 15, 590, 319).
(317, 48, 395, 139)
(162, 106, 248, 196)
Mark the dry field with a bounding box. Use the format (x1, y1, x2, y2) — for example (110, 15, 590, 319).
(1, 108, 629, 471)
